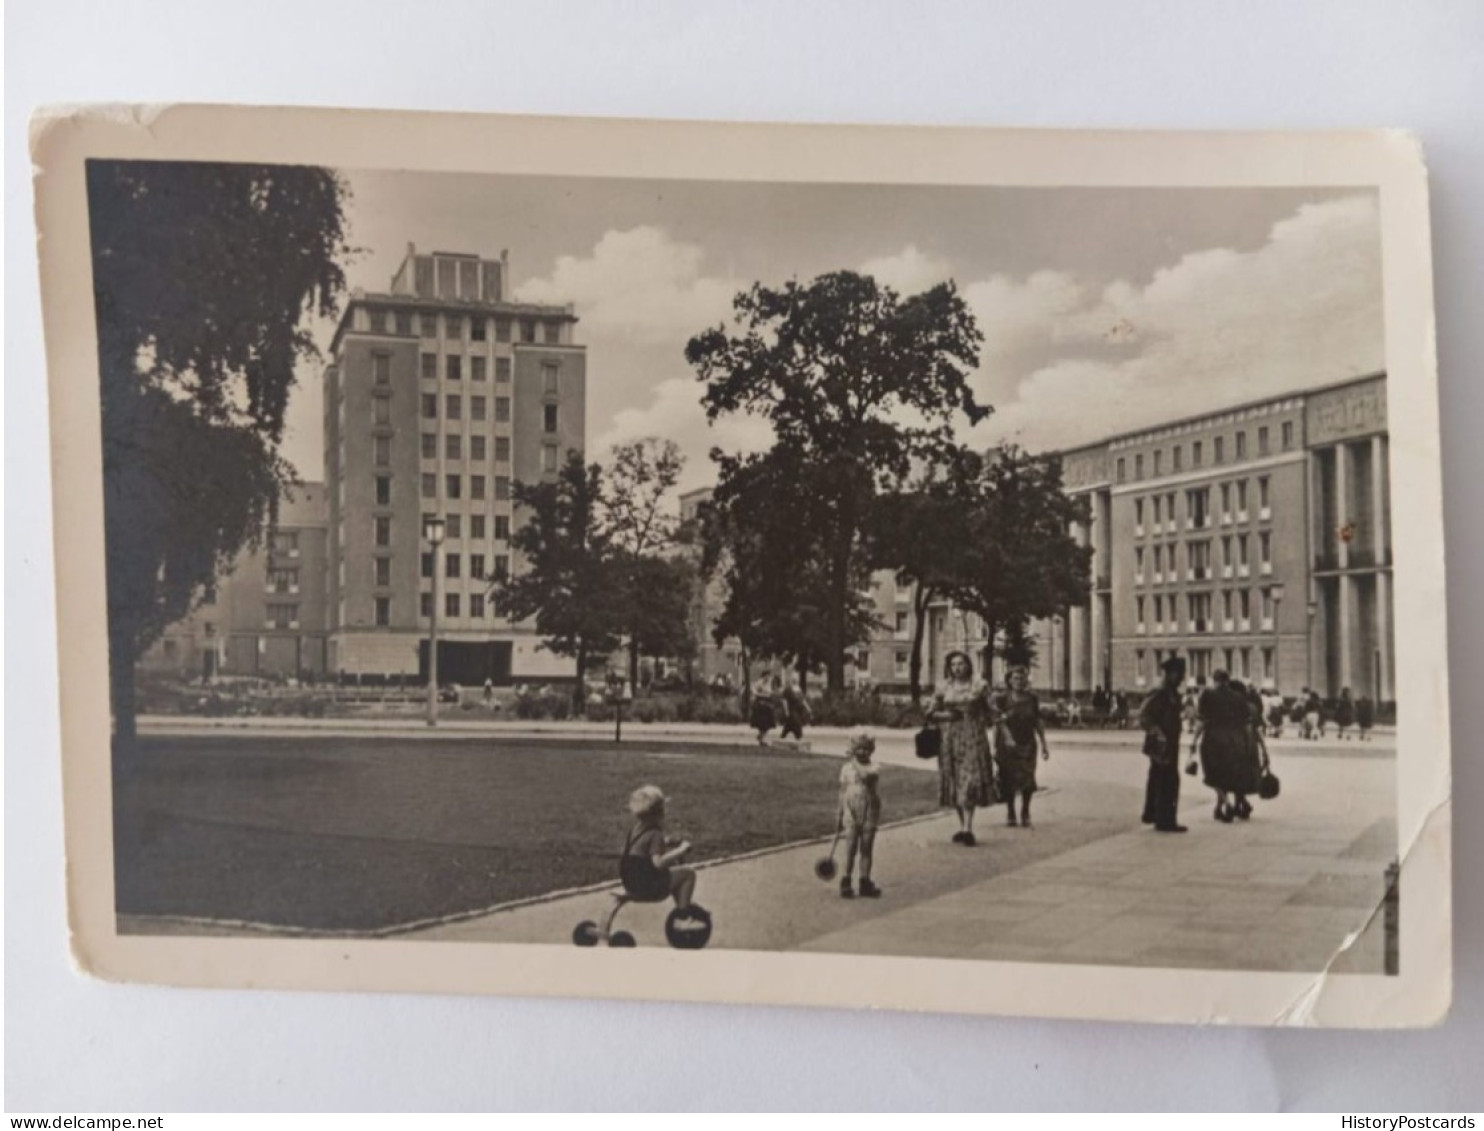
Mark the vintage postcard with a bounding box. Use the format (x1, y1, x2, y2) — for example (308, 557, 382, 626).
(32, 106, 1451, 1026)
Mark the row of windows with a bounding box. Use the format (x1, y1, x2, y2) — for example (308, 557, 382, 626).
(367, 510, 511, 547)
(419, 473, 512, 501)
(1117, 421, 1296, 484)
(371, 592, 498, 625)
(1134, 532, 1273, 581)
(419, 433, 513, 462)
(413, 354, 512, 383)
(365, 308, 564, 346)
(1136, 587, 1278, 629)
(415, 393, 514, 423)
(1133, 478, 1273, 534)
(416, 552, 510, 581)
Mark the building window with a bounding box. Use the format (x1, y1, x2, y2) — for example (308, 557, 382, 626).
(1215, 436, 1225, 464)
(471, 317, 487, 342)
(1222, 535, 1232, 568)
(470, 593, 486, 618)
(375, 476, 392, 506)
(447, 355, 462, 381)
(1153, 449, 1163, 476)
(375, 557, 392, 587)
(1237, 479, 1249, 512)
(421, 552, 434, 579)
(421, 393, 437, 419)
(495, 476, 510, 501)
(394, 310, 413, 336)
(1135, 454, 1144, 480)
(447, 394, 462, 420)
(446, 474, 462, 499)
(1135, 546, 1145, 576)
(495, 436, 511, 462)
(471, 553, 486, 580)
(445, 314, 463, 340)
(1282, 421, 1295, 450)
(1152, 545, 1162, 575)
(542, 444, 559, 473)
(1117, 456, 1126, 483)
(1258, 426, 1270, 455)
(494, 555, 510, 580)
(543, 404, 559, 433)
(1221, 483, 1231, 515)
(373, 353, 391, 385)
(1152, 496, 1162, 525)
(1187, 487, 1209, 527)
(421, 432, 437, 459)
(268, 568, 298, 594)
(1222, 591, 1233, 620)
(1136, 596, 1145, 626)
(446, 434, 462, 461)
(437, 514, 457, 541)
(373, 396, 392, 426)
(374, 435, 391, 465)
(471, 356, 487, 382)
(1154, 595, 1163, 624)
(420, 314, 438, 339)
(421, 353, 438, 380)
(542, 363, 560, 395)
(495, 357, 512, 383)
(1259, 531, 1272, 565)
(495, 396, 511, 423)
(420, 592, 434, 618)
(471, 435, 486, 461)
(368, 308, 387, 334)
(1240, 589, 1251, 619)
(446, 552, 461, 579)
(495, 515, 511, 541)
(521, 319, 536, 343)
(375, 516, 391, 547)
(472, 396, 487, 421)
(421, 473, 436, 499)
(495, 318, 512, 343)
(471, 514, 486, 540)
(1193, 440, 1203, 467)
(266, 603, 299, 630)
(446, 592, 461, 618)
(1172, 446, 1182, 472)
(471, 474, 487, 500)
(543, 322, 562, 345)
(1135, 498, 1144, 527)
(1262, 647, 1275, 682)
(1236, 431, 1247, 459)
(1259, 476, 1270, 509)
(375, 597, 391, 626)
(1238, 533, 1250, 565)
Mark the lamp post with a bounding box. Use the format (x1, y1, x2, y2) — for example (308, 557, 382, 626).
(424, 515, 446, 727)
(1269, 580, 1285, 692)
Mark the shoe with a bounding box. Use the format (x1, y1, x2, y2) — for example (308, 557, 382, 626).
(839, 878, 855, 899)
(1235, 799, 1253, 820)
(1020, 816, 1033, 829)
(859, 880, 882, 898)
(961, 832, 976, 847)
(951, 831, 968, 844)
(1141, 813, 1156, 825)
(1155, 824, 1189, 833)
(1215, 803, 1234, 824)
(1006, 813, 1019, 827)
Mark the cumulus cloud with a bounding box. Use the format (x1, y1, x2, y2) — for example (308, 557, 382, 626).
(977, 195, 1384, 450)
(517, 225, 741, 346)
(859, 244, 954, 294)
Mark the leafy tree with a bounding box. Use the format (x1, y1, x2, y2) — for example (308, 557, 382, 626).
(494, 452, 623, 711)
(599, 438, 685, 686)
(87, 160, 350, 741)
(945, 447, 1094, 682)
(687, 270, 987, 692)
(868, 446, 985, 705)
(626, 555, 700, 681)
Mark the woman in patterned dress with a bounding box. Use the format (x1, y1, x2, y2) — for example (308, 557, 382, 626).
(928, 651, 997, 846)
(993, 664, 1050, 828)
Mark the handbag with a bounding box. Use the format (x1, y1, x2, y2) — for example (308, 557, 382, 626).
(1184, 754, 1200, 776)
(914, 725, 942, 760)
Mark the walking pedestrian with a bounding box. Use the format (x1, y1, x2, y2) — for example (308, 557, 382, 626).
(836, 730, 883, 899)
(779, 675, 811, 742)
(992, 664, 1050, 828)
(928, 651, 997, 846)
(1194, 671, 1263, 823)
(1304, 688, 1324, 740)
(1357, 693, 1376, 741)
(1335, 687, 1356, 740)
(1139, 656, 1188, 833)
(750, 673, 779, 744)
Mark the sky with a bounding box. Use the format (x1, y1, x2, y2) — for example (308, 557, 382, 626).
(280, 171, 1384, 491)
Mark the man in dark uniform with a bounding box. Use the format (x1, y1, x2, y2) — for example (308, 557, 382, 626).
(1139, 655, 1189, 833)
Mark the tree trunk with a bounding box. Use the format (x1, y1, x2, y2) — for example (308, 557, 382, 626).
(627, 635, 640, 692)
(575, 641, 588, 715)
(909, 583, 932, 706)
(982, 619, 997, 686)
(826, 536, 852, 694)
(740, 645, 752, 712)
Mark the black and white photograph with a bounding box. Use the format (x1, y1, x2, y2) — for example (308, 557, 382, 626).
(32, 107, 1451, 1027)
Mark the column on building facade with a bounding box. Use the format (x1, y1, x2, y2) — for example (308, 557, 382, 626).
(1371, 433, 1392, 702)
(1334, 442, 1353, 693)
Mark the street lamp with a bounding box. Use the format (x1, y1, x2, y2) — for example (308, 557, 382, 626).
(1268, 580, 1285, 692)
(424, 514, 446, 727)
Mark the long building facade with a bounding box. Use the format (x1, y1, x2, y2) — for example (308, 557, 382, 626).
(324, 244, 587, 685)
(1051, 373, 1392, 702)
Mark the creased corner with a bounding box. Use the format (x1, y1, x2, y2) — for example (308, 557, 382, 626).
(30, 103, 177, 170)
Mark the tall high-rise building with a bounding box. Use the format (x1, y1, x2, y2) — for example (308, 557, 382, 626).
(324, 244, 587, 684)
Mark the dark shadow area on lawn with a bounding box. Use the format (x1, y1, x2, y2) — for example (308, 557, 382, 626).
(114, 735, 942, 932)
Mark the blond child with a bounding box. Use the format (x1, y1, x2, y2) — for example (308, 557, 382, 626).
(619, 785, 697, 908)
(838, 730, 883, 899)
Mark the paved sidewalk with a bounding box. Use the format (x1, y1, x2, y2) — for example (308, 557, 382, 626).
(414, 745, 1396, 974)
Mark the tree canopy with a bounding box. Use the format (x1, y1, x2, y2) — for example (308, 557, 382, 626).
(87, 160, 351, 739)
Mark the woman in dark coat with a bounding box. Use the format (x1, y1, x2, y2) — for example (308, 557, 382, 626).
(992, 664, 1050, 828)
(1193, 670, 1263, 822)
(1335, 687, 1356, 740)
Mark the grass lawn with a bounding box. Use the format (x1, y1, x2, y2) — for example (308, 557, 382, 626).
(114, 735, 941, 932)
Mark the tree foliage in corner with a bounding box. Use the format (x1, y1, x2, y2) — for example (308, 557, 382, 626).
(686, 270, 988, 692)
(87, 160, 351, 740)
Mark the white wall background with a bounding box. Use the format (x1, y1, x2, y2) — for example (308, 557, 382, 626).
(6, 0, 1483, 1112)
